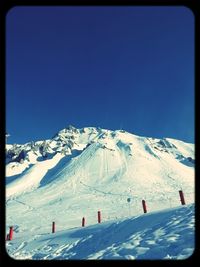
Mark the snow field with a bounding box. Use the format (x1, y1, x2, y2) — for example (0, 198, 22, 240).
(6, 204, 194, 260)
(6, 127, 195, 259)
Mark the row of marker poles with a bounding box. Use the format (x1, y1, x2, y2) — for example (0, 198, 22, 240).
(141, 190, 186, 214)
(51, 211, 102, 233)
(51, 192, 185, 231)
(6, 211, 102, 239)
(7, 192, 186, 239)
(82, 211, 101, 227)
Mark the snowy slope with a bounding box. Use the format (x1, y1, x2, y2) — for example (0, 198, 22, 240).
(5, 126, 195, 259)
(6, 204, 194, 260)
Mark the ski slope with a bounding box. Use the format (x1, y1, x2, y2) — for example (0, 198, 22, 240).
(5, 126, 195, 259)
(6, 204, 194, 260)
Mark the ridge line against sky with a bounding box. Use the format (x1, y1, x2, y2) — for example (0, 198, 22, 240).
(6, 6, 194, 144)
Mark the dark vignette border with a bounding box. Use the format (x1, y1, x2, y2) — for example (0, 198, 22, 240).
(0, 0, 199, 266)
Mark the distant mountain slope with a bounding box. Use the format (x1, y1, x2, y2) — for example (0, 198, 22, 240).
(6, 126, 194, 237)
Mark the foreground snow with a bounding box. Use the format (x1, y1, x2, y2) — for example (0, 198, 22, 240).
(6, 204, 194, 260)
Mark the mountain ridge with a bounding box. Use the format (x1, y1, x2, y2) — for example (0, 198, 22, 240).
(6, 125, 194, 219)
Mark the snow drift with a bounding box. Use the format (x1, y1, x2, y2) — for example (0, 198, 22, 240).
(6, 204, 194, 260)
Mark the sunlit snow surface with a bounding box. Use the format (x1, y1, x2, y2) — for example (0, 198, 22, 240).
(6, 127, 195, 259)
(6, 205, 194, 260)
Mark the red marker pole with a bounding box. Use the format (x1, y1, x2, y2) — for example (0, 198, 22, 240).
(82, 217, 85, 227)
(142, 200, 147, 213)
(52, 222, 55, 233)
(179, 190, 186, 205)
(9, 226, 13, 241)
(98, 211, 101, 223)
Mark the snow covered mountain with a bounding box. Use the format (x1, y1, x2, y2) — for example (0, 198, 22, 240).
(5, 126, 195, 259)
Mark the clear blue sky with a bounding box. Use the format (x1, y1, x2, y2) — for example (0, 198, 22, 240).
(6, 6, 194, 144)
